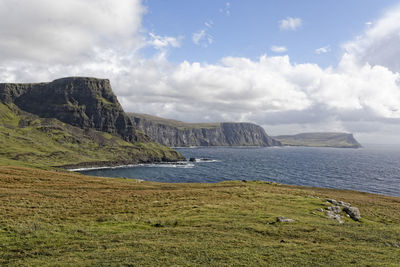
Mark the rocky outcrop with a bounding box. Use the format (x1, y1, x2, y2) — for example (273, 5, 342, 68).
(273, 132, 362, 148)
(325, 199, 361, 223)
(0, 77, 144, 142)
(129, 113, 281, 147)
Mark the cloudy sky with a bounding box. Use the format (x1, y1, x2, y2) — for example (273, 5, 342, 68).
(1, 0, 400, 144)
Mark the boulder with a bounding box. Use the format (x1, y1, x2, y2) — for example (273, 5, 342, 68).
(343, 206, 361, 221)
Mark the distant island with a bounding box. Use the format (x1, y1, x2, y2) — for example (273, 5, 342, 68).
(273, 132, 362, 148)
(129, 113, 280, 147)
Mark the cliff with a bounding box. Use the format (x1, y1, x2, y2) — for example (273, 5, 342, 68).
(128, 113, 281, 147)
(0, 78, 184, 168)
(0, 77, 143, 142)
(273, 132, 362, 148)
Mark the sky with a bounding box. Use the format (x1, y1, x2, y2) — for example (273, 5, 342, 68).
(1, 0, 400, 144)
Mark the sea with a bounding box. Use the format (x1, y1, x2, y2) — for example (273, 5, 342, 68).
(77, 145, 400, 197)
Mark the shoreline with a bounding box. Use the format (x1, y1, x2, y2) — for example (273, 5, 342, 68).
(70, 166, 400, 198)
(58, 158, 185, 172)
(67, 161, 190, 172)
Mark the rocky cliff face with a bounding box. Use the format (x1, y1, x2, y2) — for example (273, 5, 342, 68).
(0, 77, 143, 142)
(129, 113, 281, 147)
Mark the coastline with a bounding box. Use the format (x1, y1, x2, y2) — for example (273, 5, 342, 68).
(67, 161, 190, 172)
(58, 158, 186, 172)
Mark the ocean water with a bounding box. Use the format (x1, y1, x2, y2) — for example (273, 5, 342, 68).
(78, 145, 400, 197)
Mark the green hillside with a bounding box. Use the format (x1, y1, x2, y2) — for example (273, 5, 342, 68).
(0, 103, 183, 169)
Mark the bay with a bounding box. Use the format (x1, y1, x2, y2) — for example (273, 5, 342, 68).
(79, 145, 400, 197)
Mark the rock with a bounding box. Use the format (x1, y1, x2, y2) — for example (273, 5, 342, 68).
(317, 208, 324, 212)
(331, 206, 342, 213)
(343, 206, 361, 221)
(326, 211, 343, 224)
(276, 217, 294, 223)
(327, 199, 339, 205)
(338, 201, 351, 207)
(189, 158, 196, 162)
(0, 77, 146, 142)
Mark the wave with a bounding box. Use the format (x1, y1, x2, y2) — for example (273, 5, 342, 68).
(70, 162, 195, 172)
(137, 163, 195, 169)
(193, 158, 220, 163)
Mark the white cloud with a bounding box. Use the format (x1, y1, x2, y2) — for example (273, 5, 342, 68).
(0, 0, 145, 64)
(148, 32, 183, 50)
(315, 46, 330, 54)
(192, 29, 213, 47)
(344, 5, 400, 72)
(279, 17, 302, 31)
(271, 46, 288, 53)
(2, 1, 400, 143)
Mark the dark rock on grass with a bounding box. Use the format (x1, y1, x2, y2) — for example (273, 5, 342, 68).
(344, 206, 361, 221)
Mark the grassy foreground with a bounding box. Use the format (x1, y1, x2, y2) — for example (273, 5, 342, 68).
(0, 166, 399, 266)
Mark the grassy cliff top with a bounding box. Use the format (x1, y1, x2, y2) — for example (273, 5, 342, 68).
(129, 112, 222, 129)
(0, 166, 399, 266)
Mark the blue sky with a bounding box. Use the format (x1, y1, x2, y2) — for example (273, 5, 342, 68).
(1, 0, 400, 143)
(142, 0, 399, 67)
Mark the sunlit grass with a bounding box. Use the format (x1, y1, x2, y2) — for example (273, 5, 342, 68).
(0, 166, 399, 266)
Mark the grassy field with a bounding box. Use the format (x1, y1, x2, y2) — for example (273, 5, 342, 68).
(0, 166, 399, 266)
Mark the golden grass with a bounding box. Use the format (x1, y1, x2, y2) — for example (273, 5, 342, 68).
(0, 166, 399, 266)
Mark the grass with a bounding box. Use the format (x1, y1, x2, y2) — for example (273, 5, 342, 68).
(0, 103, 183, 169)
(0, 166, 399, 266)
(129, 112, 221, 130)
